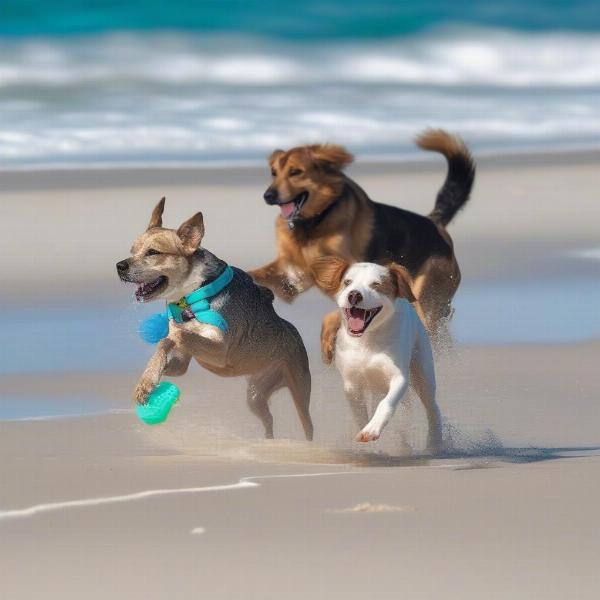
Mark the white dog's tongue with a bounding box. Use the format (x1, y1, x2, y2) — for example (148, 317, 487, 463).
(280, 202, 295, 219)
(348, 309, 366, 332)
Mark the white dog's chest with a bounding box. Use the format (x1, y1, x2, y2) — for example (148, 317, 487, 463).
(335, 342, 399, 388)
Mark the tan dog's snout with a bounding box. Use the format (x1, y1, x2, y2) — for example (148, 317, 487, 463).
(116, 259, 130, 279)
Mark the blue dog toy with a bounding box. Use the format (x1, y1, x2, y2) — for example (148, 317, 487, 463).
(139, 312, 170, 344)
(138, 265, 234, 344)
(136, 382, 180, 425)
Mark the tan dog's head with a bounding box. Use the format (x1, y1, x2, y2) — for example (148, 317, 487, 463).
(116, 197, 207, 302)
(312, 258, 415, 337)
(263, 144, 354, 223)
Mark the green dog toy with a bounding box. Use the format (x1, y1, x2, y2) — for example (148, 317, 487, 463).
(136, 382, 180, 425)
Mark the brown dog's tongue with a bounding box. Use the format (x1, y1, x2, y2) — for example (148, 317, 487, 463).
(280, 202, 295, 219)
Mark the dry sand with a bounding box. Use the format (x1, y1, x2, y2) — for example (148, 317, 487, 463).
(1, 151, 599, 599)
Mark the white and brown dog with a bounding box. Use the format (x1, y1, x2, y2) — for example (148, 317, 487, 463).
(312, 259, 442, 451)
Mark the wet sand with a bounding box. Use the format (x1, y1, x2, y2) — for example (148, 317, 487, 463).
(1, 151, 600, 599)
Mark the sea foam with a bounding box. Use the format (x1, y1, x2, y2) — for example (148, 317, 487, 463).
(1, 27, 600, 167)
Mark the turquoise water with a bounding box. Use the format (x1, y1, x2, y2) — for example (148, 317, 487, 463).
(3, 1, 600, 38)
(2, 273, 600, 376)
(0, 396, 125, 421)
(1, 1, 600, 167)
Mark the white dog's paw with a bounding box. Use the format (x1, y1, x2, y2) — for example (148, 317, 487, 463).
(355, 427, 381, 443)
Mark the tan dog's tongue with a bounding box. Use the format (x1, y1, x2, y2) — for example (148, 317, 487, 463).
(280, 202, 295, 219)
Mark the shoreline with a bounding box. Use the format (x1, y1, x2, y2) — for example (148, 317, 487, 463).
(2, 145, 599, 192)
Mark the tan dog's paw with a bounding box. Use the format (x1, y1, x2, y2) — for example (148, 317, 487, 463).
(133, 379, 154, 405)
(355, 428, 380, 443)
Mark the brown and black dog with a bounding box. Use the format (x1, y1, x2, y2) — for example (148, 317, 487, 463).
(248, 129, 475, 362)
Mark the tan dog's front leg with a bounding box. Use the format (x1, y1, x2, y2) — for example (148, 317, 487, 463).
(249, 260, 310, 303)
(164, 348, 191, 376)
(133, 338, 175, 405)
(320, 310, 341, 364)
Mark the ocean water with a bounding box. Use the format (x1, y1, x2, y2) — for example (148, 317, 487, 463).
(1, 1, 599, 167)
(3, 266, 600, 376)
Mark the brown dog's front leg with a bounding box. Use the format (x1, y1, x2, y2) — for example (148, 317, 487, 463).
(320, 310, 341, 364)
(248, 260, 304, 303)
(133, 338, 175, 405)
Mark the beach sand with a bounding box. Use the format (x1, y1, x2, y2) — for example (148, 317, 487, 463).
(1, 151, 600, 599)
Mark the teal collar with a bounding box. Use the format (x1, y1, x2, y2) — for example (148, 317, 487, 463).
(166, 265, 234, 332)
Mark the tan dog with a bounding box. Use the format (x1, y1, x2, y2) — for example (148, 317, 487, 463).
(248, 130, 475, 362)
(116, 198, 313, 440)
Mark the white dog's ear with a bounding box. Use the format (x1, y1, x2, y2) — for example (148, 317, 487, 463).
(147, 197, 166, 230)
(311, 256, 349, 295)
(388, 263, 416, 302)
(177, 212, 205, 255)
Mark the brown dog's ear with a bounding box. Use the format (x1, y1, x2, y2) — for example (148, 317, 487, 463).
(388, 263, 416, 302)
(308, 144, 354, 171)
(311, 256, 349, 295)
(268, 149, 284, 168)
(177, 212, 205, 255)
(147, 197, 166, 230)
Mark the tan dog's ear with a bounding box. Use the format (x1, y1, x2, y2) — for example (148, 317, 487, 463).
(177, 212, 205, 255)
(308, 144, 354, 171)
(388, 263, 416, 302)
(311, 256, 349, 295)
(147, 197, 166, 230)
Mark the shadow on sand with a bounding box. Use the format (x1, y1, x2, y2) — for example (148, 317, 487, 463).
(345, 445, 600, 468)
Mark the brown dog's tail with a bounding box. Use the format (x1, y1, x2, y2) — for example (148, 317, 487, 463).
(416, 129, 475, 227)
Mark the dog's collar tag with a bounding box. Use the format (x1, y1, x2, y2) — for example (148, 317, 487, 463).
(167, 265, 234, 331)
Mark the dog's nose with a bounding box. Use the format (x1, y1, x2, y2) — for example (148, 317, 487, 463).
(263, 188, 278, 204)
(347, 290, 363, 306)
(116, 260, 129, 274)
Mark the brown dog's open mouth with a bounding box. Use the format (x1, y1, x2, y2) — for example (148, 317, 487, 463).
(279, 191, 309, 220)
(343, 306, 382, 336)
(135, 276, 168, 302)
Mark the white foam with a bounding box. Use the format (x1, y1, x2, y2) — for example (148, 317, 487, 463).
(0, 468, 468, 523)
(0, 408, 134, 423)
(330, 503, 416, 513)
(2, 26, 600, 166)
(2, 28, 600, 88)
(190, 526, 206, 535)
(570, 248, 600, 261)
(0, 480, 259, 521)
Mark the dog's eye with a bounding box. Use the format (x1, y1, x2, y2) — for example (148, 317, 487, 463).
(289, 168, 303, 177)
(343, 279, 352, 287)
(371, 281, 381, 289)
(145, 248, 161, 257)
